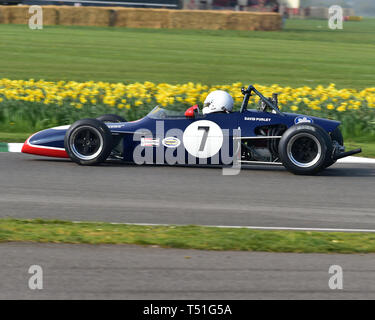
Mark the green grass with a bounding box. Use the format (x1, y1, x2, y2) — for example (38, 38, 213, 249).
(346, 140, 375, 158)
(0, 131, 31, 143)
(0, 218, 375, 253)
(0, 19, 375, 88)
(0, 20, 374, 149)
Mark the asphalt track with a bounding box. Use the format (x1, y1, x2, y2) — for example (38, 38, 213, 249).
(1, 153, 375, 300)
(1, 153, 375, 230)
(1, 243, 374, 300)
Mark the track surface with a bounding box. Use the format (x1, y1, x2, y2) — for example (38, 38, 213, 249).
(1, 243, 375, 300)
(1, 154, 375, 300)
(1, 153, 375, 229)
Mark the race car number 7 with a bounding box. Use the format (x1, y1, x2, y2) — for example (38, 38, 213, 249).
(198, 126, 210, 151)
(183, 120, 224, 159)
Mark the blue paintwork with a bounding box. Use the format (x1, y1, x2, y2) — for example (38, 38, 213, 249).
(27, 108, 341, 162)
(28, 128, 66, 149)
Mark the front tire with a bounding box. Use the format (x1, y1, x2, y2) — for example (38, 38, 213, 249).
(278, 124, 333, 175)
(64, 119, 113, 165)
(96, 114, 126, 148)
(96, 114, 126, 123)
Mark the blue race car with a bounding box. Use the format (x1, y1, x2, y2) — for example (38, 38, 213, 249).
(22, 85, 361, 175)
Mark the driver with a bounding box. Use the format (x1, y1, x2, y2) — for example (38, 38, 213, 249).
(202, 90, 234, 115)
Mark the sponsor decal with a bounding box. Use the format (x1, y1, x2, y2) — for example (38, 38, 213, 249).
(244, 117, 271, 122)
(296, 125, 316, 131)
(141, 137, 160, 147)
(107, 124, 124, 129)
(295, 116, 313, 124)
(162, 137, 181, 148)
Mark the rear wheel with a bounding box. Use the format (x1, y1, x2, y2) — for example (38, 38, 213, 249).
(64, 119, 113, 165)
(278, 124, 333, 175)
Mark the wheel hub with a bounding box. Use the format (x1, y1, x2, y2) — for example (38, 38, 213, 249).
(69, 126, 104, 161)
(286, 133, 322, 168)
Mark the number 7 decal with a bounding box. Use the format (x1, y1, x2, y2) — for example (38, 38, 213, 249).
(198, 126, 210, 151)
(183, 120, 223, 159)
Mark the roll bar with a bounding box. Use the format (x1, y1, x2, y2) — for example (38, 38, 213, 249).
(240, 85, 284, 115)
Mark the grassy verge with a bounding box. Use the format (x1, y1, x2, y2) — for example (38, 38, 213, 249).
(346, 140, 375, 158)
(1, 20, 375, 139)
(0, 132, 31, 143)
(0, 218, 375, 254)
(0, 19, 375, 87)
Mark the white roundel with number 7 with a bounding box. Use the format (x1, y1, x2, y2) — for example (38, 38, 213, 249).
(183, 120, 224, 158)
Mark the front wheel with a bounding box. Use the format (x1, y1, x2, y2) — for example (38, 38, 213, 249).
(278, 124, 333, 175)
(64, 118, 113, 165)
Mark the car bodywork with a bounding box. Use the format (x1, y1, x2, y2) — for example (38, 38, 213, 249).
(22, 85, 361, 172)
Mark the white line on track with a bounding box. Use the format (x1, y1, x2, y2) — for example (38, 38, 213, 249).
(8, 143, 23, 153)
(72, 221, 375, 233)
(337, 156, 375, 164)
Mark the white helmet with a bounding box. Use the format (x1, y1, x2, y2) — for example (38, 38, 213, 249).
(202, 90, 234, 115)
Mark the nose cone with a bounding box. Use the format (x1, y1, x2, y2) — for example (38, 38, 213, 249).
(21, 139, 30, 154)
(22, 128, 69, 158)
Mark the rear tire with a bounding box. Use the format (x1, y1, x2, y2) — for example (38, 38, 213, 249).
(278, 124, 333, 175)
(64, 119, 113, 165)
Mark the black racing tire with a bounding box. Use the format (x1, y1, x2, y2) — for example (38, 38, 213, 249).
(64, 118, 113, 165)
(96, 114, 126, 148)
(325, 127, 344, 169)
(278, 123, 333, 175)
(96, 114, 126, 123)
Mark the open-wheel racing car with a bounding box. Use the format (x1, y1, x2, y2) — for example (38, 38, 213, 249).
(22, 85, 362, 175)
